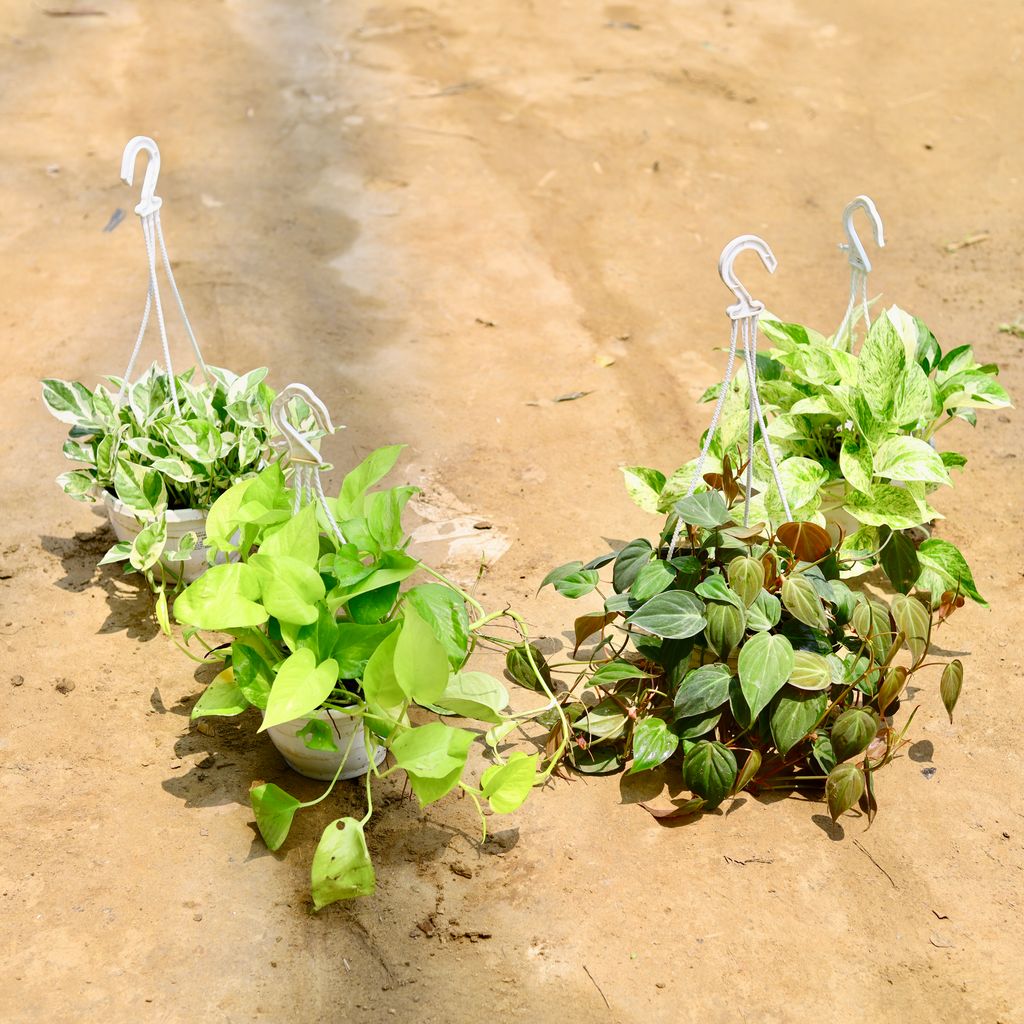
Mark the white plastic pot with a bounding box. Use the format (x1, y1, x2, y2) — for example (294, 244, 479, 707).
(265, 708, 385, 782)
(102, 491, 211, 583)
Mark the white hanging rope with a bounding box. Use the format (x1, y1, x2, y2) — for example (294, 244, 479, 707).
(667, 237, 791, 558)
(270, 384, 346, 546)
(115, 136, 209, 412)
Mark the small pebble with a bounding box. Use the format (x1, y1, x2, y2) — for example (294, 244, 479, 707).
(921, 767, 937, 780)
(55, 678, 75, 695)
(11, 675, 24, 687)
(192, 913, 203, 922)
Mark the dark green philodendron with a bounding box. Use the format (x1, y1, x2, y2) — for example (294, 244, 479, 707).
(173, 447, 560, 909)
(532, 473, 966, 825)
(42, 363, 276, 601)
(621, 308, 1009, 605)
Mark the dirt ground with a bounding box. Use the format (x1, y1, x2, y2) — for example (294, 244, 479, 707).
(1, 1, 1022, 1021)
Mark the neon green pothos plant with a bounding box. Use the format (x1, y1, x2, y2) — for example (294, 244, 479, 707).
(173, 448, 563, 909)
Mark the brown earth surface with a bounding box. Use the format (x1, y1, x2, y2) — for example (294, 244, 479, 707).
(1, 1, 1022, 1022)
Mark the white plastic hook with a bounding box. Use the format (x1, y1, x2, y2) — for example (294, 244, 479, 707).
(718, 234, 778, 320)
(840, 195, 884, 274)
(121, 135, 162, 217)
(271, 383, 337, 464)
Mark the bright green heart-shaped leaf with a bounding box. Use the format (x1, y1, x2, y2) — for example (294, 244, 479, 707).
(251, 783, 302, 852)
(393, 605, 450, 706)
(737, 631, 794, 719)
(682, 740, 737, 810)
(333, 621, 399, 679)
(259, 501, 321, 565)
(231, 642, 274, 710)
(673, 664, 732, 718)
(249, 552, 325, 626)
(788, 650, 831, 691)
(627, 590, 706, 640)
(191, 668, 248, 719)
(360, 627, 403, 712)
(770, 686, 827, 754)
(297, 718, 340, 752)
(390, 722, 475, 781)
(295, 604, 341, 663)
(431, 671, 508, 724)
(260, 649, 339, 731)
(174, 562, 267, 630)
(311, 818, 377, 908)
(203, 477, 255, 553)
(403, 584, 471, 669)
(482, 751, 538, 812)
(336, 445, 405, 519)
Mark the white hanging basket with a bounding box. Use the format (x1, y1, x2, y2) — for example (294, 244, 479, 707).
(265, 708, 385, 781)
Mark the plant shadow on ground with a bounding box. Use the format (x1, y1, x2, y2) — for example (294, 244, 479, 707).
(40, 519, 160, 642)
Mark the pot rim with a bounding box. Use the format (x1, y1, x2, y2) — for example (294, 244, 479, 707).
(101, 489, 207, 524)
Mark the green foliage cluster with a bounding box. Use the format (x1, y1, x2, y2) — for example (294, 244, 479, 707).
(620, 308, 1009, 601)
(174, 447, 552, 908)
(41, 363, 276, 584)
(533, 481, 965, 823)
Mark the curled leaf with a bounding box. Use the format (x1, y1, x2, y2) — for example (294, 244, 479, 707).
(826, 763, 865, 823)
(831, 708, 876, 763)
(777, 521, 832, 563)
(940, 660, 963, 723)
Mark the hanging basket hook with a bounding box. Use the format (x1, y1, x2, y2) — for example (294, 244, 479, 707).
(840, 194, 884, 274)
(718, 234, 777, 320)
(121, 135, 162, 217)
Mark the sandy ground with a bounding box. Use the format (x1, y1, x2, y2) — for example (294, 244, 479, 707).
(1, 1, 1022, 1021)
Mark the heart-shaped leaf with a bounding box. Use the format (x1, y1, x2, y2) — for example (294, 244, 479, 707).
(777, 521, 832, 563)
(311, 818, 377, 909)
(628, 717, 679, 774)
(260, 649, 340, 731)
(682, 740, 737, 810)
(251, 783, 302, 852)
(737, 631, 794, 719)
(627, 591, 707, 640)
(940, 660, 963, 723)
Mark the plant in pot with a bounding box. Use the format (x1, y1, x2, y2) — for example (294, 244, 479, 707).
(42, 135, 279, 616)
(43, 364, 275, 601)
(525, 233, 970, 822)
(172, 390, 562, 908)
(534, 465, 967, 823)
